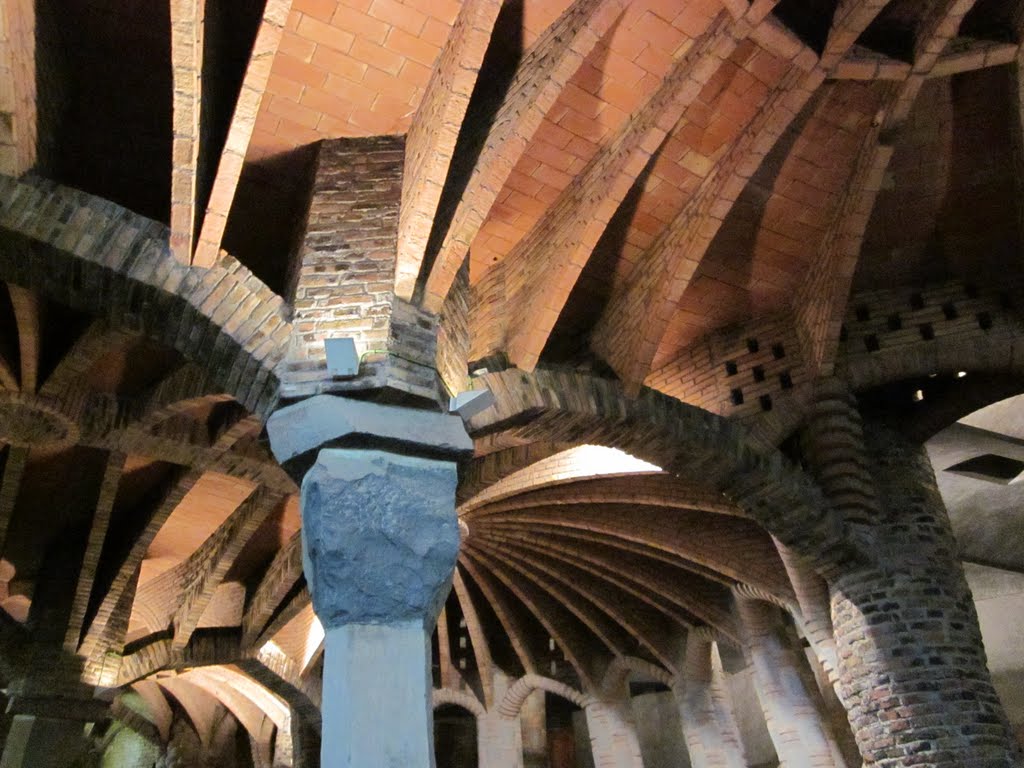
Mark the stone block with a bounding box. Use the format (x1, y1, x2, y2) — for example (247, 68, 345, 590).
(267, 394, 472, 475)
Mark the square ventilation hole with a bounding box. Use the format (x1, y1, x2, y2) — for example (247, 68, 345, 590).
(946, 454, 1024, 485)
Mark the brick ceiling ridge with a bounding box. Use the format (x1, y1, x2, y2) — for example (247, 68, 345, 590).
(465, 368, 858, 576)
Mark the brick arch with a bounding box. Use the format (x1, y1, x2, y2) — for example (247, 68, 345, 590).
(836, 282, 1024, 393)
(599, 655, 674, 693)
(0, 176, 291, 417)
(465, 369, 856, 577)
(497, 674, 589, 718)
(840, 334, 1023, 394)
(432, 687, 486, 719)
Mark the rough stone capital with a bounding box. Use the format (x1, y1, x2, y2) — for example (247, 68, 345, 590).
(301, 448, 460, 629)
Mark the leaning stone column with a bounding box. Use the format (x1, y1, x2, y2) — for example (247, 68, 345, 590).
(674, 628, 746, 768)
(829, 425, 1022, 767)
(734, 592, 847, 768)
(269, 395, 472, 768)
(584, 682, 644, 768)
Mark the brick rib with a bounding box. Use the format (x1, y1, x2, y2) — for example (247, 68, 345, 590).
(0, 445, 28, 551)
(0, 176, 290, 416)
(482, 533, 684, 671)
(7, 284, 38, 393)
(593, 2, 899, 391)
(63, 452, 125, 652)
(795, 0, 980, 375)
(435, 604, 463, 691)
(472, 537, 637, 661)
(395, 0, 503, 300)
(173, 487, 284, 650)
(502, 13, 746, 372)
(479, 508, 791, 600)
(464, 541, 609, 690)
(457, 553, 541, 676)
(591, 67, 814, 392)
(457, 441, 569, 506)
(463, 474, 741, 522)
(466, 369, 857, 577)
(451, 567, 496, 708)
(170, 0, 205, 263)
(0, 349, 16, 391)
(421, 0, 629, 312)
(241, 529, 302, 647)
(479, 526, 735, 640)
(79, 469, 201, 661)
(192, 0, 293, 267)
(251, 581, 311, 651)
(39, 322, 134, 400)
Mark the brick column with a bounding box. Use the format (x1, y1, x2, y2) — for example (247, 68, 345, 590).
(478, 711, 524, 768)
(519, 687, 547, 768)
(584, 683, 644, 768)
(674, 628, 747, 768)
(735, 593, 847, 768)
(478, 672, 525, 768)
(283, 136, 441, 404)
(829, 425, 1022, 767)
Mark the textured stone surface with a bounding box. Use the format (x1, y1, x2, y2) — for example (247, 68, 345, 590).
(301, 448, 459, 627)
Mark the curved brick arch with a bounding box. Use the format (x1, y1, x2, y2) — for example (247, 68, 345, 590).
(432, 687, 487, 719)
(840, 334, 1023, 393)
(0, 176, 290, 417)
(466, 369, 856, 577)
(497, 673, 589, 718)
(600, 655, 674, 693)
(836, 282, 1024, 393)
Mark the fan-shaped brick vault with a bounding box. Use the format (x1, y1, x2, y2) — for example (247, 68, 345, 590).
(0, 0, 1023, 765)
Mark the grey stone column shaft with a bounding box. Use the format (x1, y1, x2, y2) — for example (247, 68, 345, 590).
(302, 448, 461, 768)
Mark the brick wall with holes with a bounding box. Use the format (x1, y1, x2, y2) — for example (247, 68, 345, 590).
(283, 135, 440, 403)
(836, 278, 1024, 377)
(646, 312, 807, 418)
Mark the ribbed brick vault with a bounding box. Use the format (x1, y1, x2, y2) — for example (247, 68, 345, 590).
(1, 0, 1024, 764)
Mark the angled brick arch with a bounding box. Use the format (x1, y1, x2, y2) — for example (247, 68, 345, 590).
(497, 673, 590, 718)
(0, 176, 291, 417)
(465, 369, 856, 577)
(600, 655, 674, 693)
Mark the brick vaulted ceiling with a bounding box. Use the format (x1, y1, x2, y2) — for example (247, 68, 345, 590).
(1, 0, 1024, 750)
